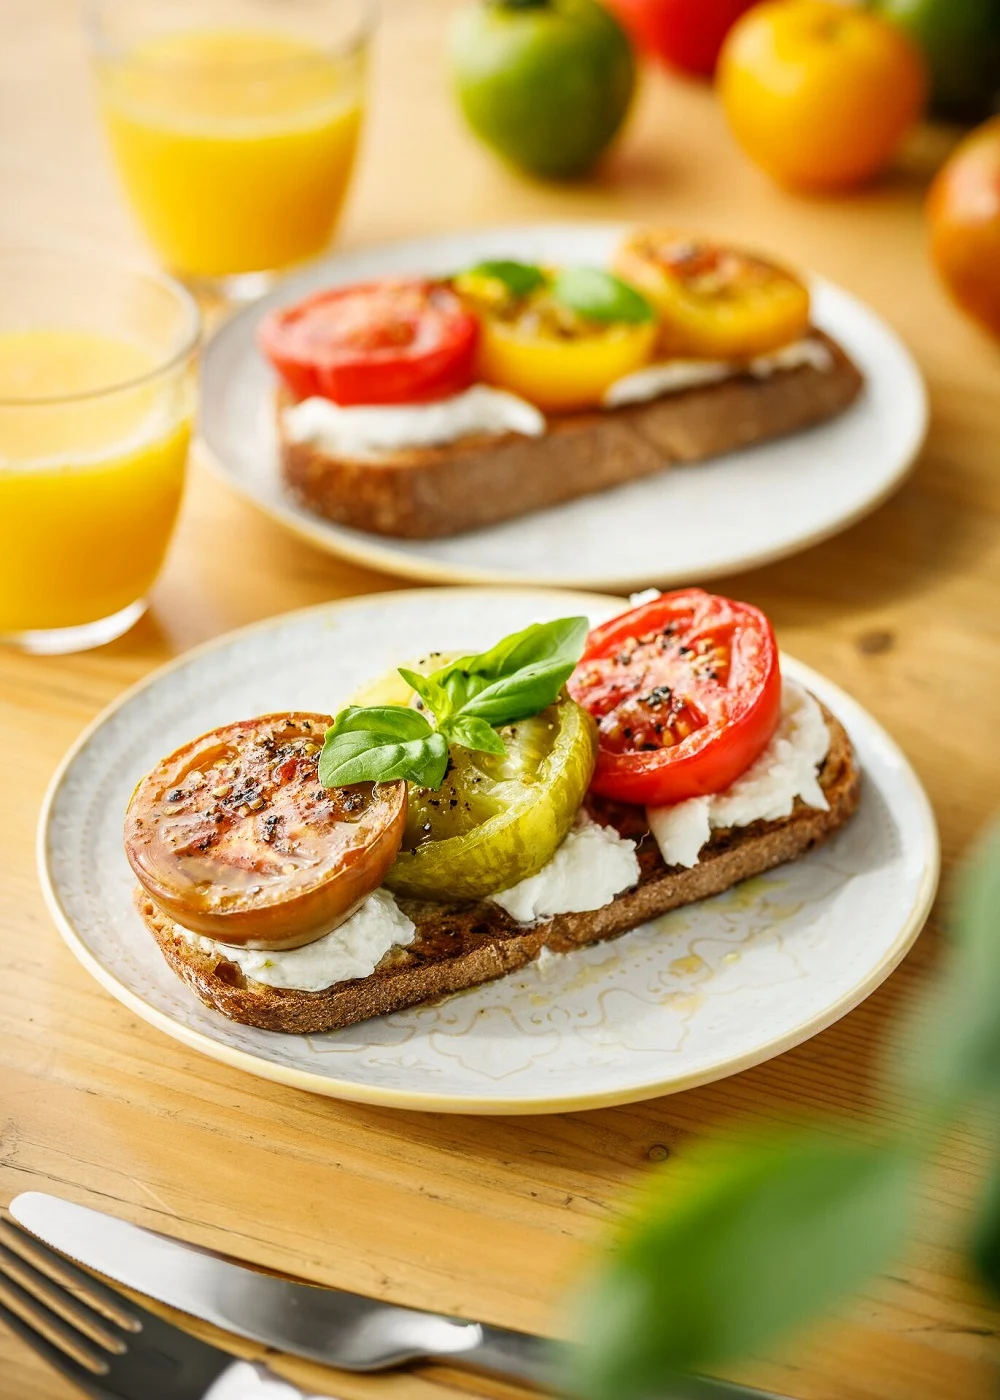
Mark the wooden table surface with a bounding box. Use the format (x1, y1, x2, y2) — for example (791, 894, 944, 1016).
(3, 2, 1000, 1397)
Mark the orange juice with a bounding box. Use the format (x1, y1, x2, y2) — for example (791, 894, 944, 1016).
(96, 29, 364, 279)
(0, 331, 191, 634)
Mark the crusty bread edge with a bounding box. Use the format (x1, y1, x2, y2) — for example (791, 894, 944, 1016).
(277, 331, 865, 539)
(139, 703, 861, 1036)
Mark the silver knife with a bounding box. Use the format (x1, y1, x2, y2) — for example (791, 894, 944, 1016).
(9, 1192, 794, 1400)
(10, 1191, 554, 1387)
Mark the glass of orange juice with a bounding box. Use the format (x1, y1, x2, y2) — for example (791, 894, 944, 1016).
(87, 0, 374, 299)
(0, 249, 199, 654)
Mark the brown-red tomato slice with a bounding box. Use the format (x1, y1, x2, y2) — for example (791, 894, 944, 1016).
(568, 590, 782, 806)
(123, 713, 406, 950)
(257, 278, 480, 405)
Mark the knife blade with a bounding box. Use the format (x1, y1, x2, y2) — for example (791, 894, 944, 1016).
(9, 1191, 554, 1387)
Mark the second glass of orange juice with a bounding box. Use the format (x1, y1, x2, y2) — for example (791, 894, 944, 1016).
(0, 250, 198, 654)
(88, 0, 374, 297)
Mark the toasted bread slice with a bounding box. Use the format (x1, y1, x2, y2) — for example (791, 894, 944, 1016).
(139, 701, 860, 1035)
(278, 331, 863, 539)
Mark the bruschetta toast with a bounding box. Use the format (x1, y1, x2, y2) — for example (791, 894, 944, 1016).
(125, 591, 861, 1034)
(260, 233, 864, 539)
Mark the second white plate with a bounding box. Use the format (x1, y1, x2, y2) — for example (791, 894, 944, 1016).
(200, 222, 927, 591)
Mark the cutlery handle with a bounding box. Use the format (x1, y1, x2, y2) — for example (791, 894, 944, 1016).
(445, 1322, 557, 1390)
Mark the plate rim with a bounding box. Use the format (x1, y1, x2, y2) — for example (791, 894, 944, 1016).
(197, 219, 930, 592)
(37, 587, 941, 1115)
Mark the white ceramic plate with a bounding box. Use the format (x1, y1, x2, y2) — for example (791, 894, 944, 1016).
(39, 589, 938, 1115)
(200, 223, 927, 592)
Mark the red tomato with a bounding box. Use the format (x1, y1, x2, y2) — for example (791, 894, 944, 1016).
(124, 713, 407, 951)
(568, 589, 781, 806)
(258, 280, 480, 406)
(605, 0, 758, 76)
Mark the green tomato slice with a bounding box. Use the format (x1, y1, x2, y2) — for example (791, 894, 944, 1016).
(384, 695, 597, 903)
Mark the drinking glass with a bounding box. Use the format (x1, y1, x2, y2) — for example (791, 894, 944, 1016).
(87, 0, 375, 300)
(0, 249, 199, 654)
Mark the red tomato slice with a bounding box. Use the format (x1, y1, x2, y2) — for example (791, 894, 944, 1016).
(568, 589, 781, 806)
(258, 279, 479, 406)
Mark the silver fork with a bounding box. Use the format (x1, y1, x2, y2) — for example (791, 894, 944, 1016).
(0, 1218, 328, 1400)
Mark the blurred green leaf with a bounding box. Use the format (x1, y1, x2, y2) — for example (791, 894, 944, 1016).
(970, 1132, 1000, 1301)
(566, 1134, 918, 1400)
(894, 823, 1000, 1117)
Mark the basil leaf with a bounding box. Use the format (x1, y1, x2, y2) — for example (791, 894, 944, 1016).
(553, 267, 654, 324)
(430, 617, 589, 727)
(453, 658, 579, 726)
(326, 705, 433, 742)
(465, 259, 546, 298)
(397, 668, 452, 721)
(319, 706, 449, 789)
(451, 616, 589, 680)
(442, 713, 507, 756)
(566, 1135, 918, 1400)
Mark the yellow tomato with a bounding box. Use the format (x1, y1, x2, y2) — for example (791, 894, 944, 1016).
(614, 230, 811, 359)
(346, 659, 598, 903)
(471, 288, 654, 413)
(718, 0, 926, 192)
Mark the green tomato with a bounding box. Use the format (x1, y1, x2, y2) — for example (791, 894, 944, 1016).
(384, 695, 597, 902)
(450, 0, 636, 180)
(875, 0, 1000, 120)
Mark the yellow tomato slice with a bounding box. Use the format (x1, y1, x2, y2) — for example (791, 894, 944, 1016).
(387, 698, 597, 901)
(455, 271, 656, 413)
(350, 663, 597, 901)
(613, 231, 811, 360)
(477, 313, 656, 412)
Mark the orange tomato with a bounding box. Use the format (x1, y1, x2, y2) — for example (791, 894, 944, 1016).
(927, 117, 1000, 342)
(718, 0, 927, 192)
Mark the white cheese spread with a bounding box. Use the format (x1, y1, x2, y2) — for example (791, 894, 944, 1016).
(177, 888, 416, 992)
(646, 680, 832, 869)
(282, 384, 545, 460)
(489, 815, 640, 923)
(603, 338, 834, 409)
(748, 338, 834, 378)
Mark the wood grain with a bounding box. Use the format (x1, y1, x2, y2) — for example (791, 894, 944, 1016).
(2, 1, 1000, 1397)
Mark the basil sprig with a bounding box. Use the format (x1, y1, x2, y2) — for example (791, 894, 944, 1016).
(318, 616, 589, 791)
(552, 267, 654, 324)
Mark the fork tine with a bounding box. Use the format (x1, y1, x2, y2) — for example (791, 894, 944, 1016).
(0, 1272, 109, 1378)
(0, 1219, 141, 1330)
(0, 1292, 112, 1400)
(0, 1239, 127, 1354)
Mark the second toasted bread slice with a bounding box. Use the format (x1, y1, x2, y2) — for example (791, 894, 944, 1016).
(277, 331, 863, 539)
